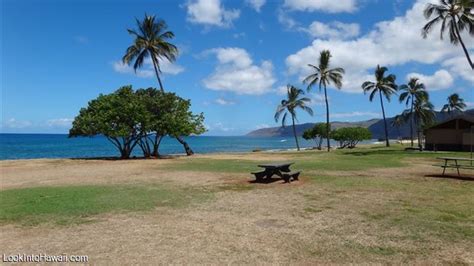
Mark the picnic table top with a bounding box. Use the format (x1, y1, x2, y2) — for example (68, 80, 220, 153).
(257, 162, 294, 168)
(437, 157, 474, 161)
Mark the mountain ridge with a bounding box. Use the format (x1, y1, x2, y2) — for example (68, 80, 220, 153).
(246, 109, 474, 138)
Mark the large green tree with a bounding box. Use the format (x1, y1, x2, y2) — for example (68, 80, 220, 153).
(332, 127, 372, 149)
(70, 86, 205, 159)
(275, 85, 314, 151)
(69, 86, 149, 159)
(399, 77, 428, 147)
(362, 65, 398, 147)
(123, 14, 178, 91)
(302, 123, 330, 150)
(422, 0, 474, 69)
(303, 50, 345, 152)
(441, 93, 467, 116)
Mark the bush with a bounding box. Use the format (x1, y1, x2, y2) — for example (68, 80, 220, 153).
(332, 127, 372, 149)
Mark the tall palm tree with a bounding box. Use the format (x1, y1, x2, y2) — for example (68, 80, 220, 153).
(362, 65, 398, 147)
(303, 50, 345, 152)
(391, 115, 405, 143)
(275, 85, 314, 151)
(441, 93, 467, 116)
(399, 77, 428, 147)
(123, 14, 178, 92)
(422, 0, 474, 69)
(402, 96, 435, 150)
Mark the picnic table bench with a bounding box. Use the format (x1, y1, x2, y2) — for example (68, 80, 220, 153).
(435, 157, 474, 176)
(251, 162, 300, 183)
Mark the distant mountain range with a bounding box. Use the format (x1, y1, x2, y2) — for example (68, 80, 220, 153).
(246, 109, 474, 139)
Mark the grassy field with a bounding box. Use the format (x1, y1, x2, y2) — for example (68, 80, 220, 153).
(0, 145, 473, 264)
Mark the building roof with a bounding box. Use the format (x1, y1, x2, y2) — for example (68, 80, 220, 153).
(427, 115, 474, 130)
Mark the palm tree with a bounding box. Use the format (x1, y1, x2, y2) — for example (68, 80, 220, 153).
(362, 65, 398, 147)
(422, 0, 474, 69)
(402, 96, 435, 150)
(123, 14, 178, 92)
(399, 77, 428, 147)
(391, 115, 405, 143)
(441, 93, 467, 116)
(275, 85, 314, 151)
(303, 50, 345, 152)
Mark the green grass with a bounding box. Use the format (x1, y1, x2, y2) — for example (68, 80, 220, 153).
(166, 145, 468, 173)
(0, 185, 212, 226)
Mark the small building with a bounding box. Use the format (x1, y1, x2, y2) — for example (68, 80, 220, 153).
(425, 116, 474, 151)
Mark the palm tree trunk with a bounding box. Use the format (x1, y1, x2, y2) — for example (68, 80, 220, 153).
(150, 56, 165, 92)
(453, 16, 474, 70)
(291, 115, 300, 151)
(410, 97, 414, 147)
(379, 91, 390, 147)
(323, 84, 331, 152)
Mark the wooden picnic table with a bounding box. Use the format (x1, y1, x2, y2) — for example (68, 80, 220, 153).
(436, 157, 474, 176)
(252, 162, 300, 182)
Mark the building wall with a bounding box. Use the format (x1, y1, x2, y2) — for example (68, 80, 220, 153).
(425, 130, 473, 151)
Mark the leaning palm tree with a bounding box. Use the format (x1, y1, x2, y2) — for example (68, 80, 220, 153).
(303, 50, 344, 152)
(123, 14, 178, 92)
(441, 93, 467, 116)
(422, 0, 474, 69)
(402, 96, 436, 150)
(362, 65, 398, 147)
(399, 77, 428, 147)
(275, 85, 314, 151)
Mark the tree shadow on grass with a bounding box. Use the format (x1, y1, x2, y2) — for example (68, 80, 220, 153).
(424, 174, 474, 181)
(69, 154, 185, 161)
(248, 177, 285, 184)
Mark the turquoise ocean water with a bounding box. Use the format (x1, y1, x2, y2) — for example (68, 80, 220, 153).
(0, 134, 330, 160)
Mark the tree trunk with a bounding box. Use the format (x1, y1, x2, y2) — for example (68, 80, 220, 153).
(453, 15, 474, 70)
(176, 136, 194, 156)
(292, 115, 300, 151)
(152, 134, 163, 158)
(410, 97, 414, 147)
(150, 56, 165, 92)
(379, 90, 390, 147)
(323, 84, 331, 152)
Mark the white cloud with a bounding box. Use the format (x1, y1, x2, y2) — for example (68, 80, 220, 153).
(442, 56, 474, 84)
(255, 123, 270, 129)
(206, 122, 234, 132)
(331, 111, 380, 119)
(214, 98, 236, 105)
(406, 70, 454, 91)
(2, 118, 32, 129)
(203, 47, 276, 95)
(112, 58, 184, 78)
(186, 0, 240, 28)
(46, 118, 73, 127)
(304, 21, 360, 39)
(285, 0, 474, 93)
(276, 85, 288, 96)
(284, 0, 358, 13)
(277, 9, 298, 30)
(246, 0, 266, 12)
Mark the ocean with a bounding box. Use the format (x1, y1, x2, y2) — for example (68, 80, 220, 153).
(0, 134, 333, 160)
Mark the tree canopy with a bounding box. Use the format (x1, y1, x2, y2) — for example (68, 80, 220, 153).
(69, 86, 205, 159)
(332, 127, 372, 149)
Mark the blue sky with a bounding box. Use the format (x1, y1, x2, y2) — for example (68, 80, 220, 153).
(1, 0, 473, 135)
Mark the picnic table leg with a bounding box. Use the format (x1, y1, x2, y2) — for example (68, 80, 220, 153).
(455, 160, 460, 176)
(265, 169, 274, 179)
(442, 159, 447, 176)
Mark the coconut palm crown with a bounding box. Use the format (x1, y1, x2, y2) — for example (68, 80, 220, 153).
(275, 85, 314, 151)
(123, 14, 178, 92)
(303, 50, 345, 152)
(441, 93, 467, 115)
(399, 77, 428, 147)
(422, 0, 474, 69)
(362, 65, 398, 147)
